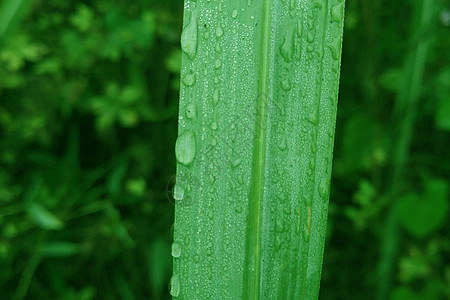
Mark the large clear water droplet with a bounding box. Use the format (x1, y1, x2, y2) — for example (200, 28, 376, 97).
(182, 72, 196, 86)
(171, 242, 182, 258)
(181, 12, 198, 59)
(331, 3, 344, 23)
(280, 30, 294, 63)
(215, 26, 224, 37)
(173, 184, 185, 201)
(185, 103, 196, 119)
(175, 130, 196, 165)
(170, 274, 180, 297)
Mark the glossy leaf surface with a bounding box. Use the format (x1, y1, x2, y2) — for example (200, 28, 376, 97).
(172, 0, 345, 298)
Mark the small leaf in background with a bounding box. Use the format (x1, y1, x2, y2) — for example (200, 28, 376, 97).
(436, 96, 450, 131)
(70, 4, 94, 32)
(395, 178, 449, 238)
(114, 271, 135, 300)
(39, 241, 82, 258)
(337, 115, 376, 173)
(433, 68, 450, 131)
(398, 247, 430, 282)
(148, 238, 171, 296)
(125, 177, 147, 197)
(165, 49, 182, 74)
(0, 0, 33, 40)
(26, 202, 64, 230)
(379, 68, 403, 93)
(390, 280, 443, 300)
(345, 179, 382, 230)
(79, 287, 96, 300)
(108, 160, 129, 198)
(105, 206, 135, 248)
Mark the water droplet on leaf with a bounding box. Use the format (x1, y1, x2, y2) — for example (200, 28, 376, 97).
(185, 103, 196, 119)
(215, 26, 224, 37)
(171, 242, 182, 257)
(181, 12, 198, 59)
(182, 72, 196, 86)
(170, 274, 180, 297)
(175, 130, 196, 165)
(281, 79, 291, 91)
(173, 184, 185, 201)
(213, 89, 220, 105)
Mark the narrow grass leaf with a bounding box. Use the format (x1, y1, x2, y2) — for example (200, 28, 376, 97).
(0, 0, 33, 41)
(173, 0, 345, 298)
(27, 202, 64, 230)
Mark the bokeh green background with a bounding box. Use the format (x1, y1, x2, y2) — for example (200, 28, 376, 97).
(0, 0, 449, 299)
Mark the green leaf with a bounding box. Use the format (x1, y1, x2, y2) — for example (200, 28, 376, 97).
(148, 239, 171, 295)
(390, 280, 444, 300)
(26, 202, 64, 230)
(434, 68, 450, 131)
(395, 178, 449, 238)
(0, 0, 33, 41)
(172, 0, 345, 298)
(40, 241, 82, 257)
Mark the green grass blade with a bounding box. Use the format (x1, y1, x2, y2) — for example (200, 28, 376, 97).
(0, 0, 33, 41)
(376, 0, 435, 299)
(172, 0, 345, 299)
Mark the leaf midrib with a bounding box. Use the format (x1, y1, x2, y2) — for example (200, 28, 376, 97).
(244, 0, 272, 298)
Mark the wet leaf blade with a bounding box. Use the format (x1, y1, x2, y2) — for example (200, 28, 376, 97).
(172, 0, 345, 299)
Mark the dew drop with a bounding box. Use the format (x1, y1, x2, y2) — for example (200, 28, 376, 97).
(209, 173, 215, 183)
(281, 79, 291, 91)
(275, 219, 284, 233)
(331, 3, 344, 23)
(215, 42, 222, 53)
(328, 39, 340, 60)
(279, 137, 287, 151)
(175, 130, 196, 165)
(275, 235, 282, 250)
(181, 12, 198, 59)
(296, 19, 303, 37)
(235, 206, 243, 213)
(232, 10, 238, 19)
(173, 184, 185, 201)
(182, 72, 196, 86)
(280, 30, 294, 63)
(171, 242, 182, 258)
(215, 26, 224, 37)
(193, 254, 200, 262)
(307, 110, 318, 125)
(318, 178, 329, 201)
(231, 158, 242, 168)
(213, 89, 220, 105)
(185, 103, 196, 119)
(309, 31, 318, 44)
(170, 274, 180, 297)
(214, 58, 222, 69)
(211, 122, 218, 130)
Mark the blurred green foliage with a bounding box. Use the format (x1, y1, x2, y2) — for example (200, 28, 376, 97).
(0, 0, 449, 299)
(1, 0, 181, 299)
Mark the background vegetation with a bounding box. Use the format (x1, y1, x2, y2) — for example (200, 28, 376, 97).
(0, 0, 449, 299)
